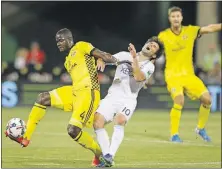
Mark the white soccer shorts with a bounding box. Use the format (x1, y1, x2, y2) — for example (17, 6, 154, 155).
(96, 94, 137, 123)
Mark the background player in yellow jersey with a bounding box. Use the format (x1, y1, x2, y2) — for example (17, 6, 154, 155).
(158, 6, 221, 142)
(5, 28, 119, 166)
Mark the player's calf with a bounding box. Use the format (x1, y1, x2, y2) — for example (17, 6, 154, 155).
(200, 92, 212, 106)
(108, 113, 126, 159)
(94, 113, 110, 157)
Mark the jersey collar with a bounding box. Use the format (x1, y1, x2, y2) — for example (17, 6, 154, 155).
(170, 26, 183, 36)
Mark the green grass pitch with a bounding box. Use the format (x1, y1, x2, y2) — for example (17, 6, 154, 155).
(2, 107, 221, 168)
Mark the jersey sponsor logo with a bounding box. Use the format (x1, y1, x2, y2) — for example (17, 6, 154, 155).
(182, 35, 188, 40)
(120, 67, 133, 76)
(71, 51, 76, 57)
(172, 43, 186, 51)
(65, 60, 77, 72)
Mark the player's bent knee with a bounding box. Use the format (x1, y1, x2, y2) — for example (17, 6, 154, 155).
(174, 95, 184, 107)
(36, 92, 51, 106)
(114, 113, 127, 126)
(67, 124, 82, 140)
(93, 112, 105, 129)
(200, 92, 212, 106)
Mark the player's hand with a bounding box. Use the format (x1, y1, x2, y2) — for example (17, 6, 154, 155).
(96, 58, 106, 72)
(128, 43, 137, 58)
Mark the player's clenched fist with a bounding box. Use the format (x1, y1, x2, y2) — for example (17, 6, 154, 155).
(128, 43, 137, 58)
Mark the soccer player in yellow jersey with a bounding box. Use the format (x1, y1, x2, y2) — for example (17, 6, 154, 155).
(5, 28, 119, 166)
(158, 6, 221, 142)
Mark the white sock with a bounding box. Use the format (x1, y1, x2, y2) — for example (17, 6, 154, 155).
(95, 128, 110, 156)
(110, 125, 124, 157)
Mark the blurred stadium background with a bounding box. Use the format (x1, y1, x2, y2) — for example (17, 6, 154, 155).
(2, 1, 221, 111)
(1, 1, 221, 168)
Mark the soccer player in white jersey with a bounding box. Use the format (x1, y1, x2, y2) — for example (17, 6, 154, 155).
(94, 36, 164, 167)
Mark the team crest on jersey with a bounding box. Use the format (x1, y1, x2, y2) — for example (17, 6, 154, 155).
(70, 51, 76, 57)
(147, 71, 152, 77)
(182, 35, 188, 40)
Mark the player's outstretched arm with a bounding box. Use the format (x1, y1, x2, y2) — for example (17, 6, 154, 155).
(128, 43, 146, 82)
(91, 48, 118, 63)
(199, 23, 222, 35)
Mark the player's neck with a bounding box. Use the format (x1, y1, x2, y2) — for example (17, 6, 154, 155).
(171, 25, 182, 35)
(138, 52, 149, 62)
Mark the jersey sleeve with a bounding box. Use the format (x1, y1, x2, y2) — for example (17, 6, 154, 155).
(141, 63, 155, 80)
(113, 51, 128, 61)
(158, 31, 165, 43)
(189, 25, 201, 39)
(77, 41, 95, 56)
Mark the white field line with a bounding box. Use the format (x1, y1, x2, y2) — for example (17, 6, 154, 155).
(3, 156, 221, 167)
(124, 138, 221, 147)
(26, 163, 62, 166)
(3, 155, 84, 161)
(117, 161, 221, 166)
(34, 131, 221, 148)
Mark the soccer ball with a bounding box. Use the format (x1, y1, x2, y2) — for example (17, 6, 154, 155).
(6, 118, 26, 138)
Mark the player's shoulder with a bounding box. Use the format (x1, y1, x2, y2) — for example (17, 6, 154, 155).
(158, 28, 171, 40)
(185, 25, 200, 31)
(158, 28, 171, 35)
(113, 51, 130, 58)
(114, 51, 130, 56)
(75, 41, 92, 47)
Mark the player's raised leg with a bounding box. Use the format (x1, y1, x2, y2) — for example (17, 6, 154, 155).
(67, 89, 102, 166)
(23, 92, 50, 145)
(5, 92, 50, 147)
(5, 86, 73, 147)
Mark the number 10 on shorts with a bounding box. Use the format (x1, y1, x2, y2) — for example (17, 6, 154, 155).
(122, 107, 131, 116)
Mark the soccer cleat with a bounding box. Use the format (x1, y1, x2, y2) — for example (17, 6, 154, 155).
(195, 128, 211, 142)
(5, 130, 30, 147)
(171, 134, 183, 143)
(91, 156, 100, 167)
(21, 138, 30, 147)
(97, 154, 114, 167)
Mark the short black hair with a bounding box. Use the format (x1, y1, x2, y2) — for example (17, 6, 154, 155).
(146, 36, 164, 59)
(56, 28, 73, 39)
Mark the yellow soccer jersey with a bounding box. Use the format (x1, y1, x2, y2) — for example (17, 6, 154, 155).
(64, 41, 100, 91)
(158, 25, 200, 78)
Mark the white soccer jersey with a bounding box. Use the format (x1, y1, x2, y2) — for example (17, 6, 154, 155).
(96, 51, 155, 122)
(108, 51, 155, 99)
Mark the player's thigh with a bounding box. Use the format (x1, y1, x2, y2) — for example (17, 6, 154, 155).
(117, 99, 137, 123)
(69, 89, 100, 128)
(96, 95, 118, 123)
(49, 86, 73, 111)
(184, 75, 209, 100)
(166, 78, 184, 100)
